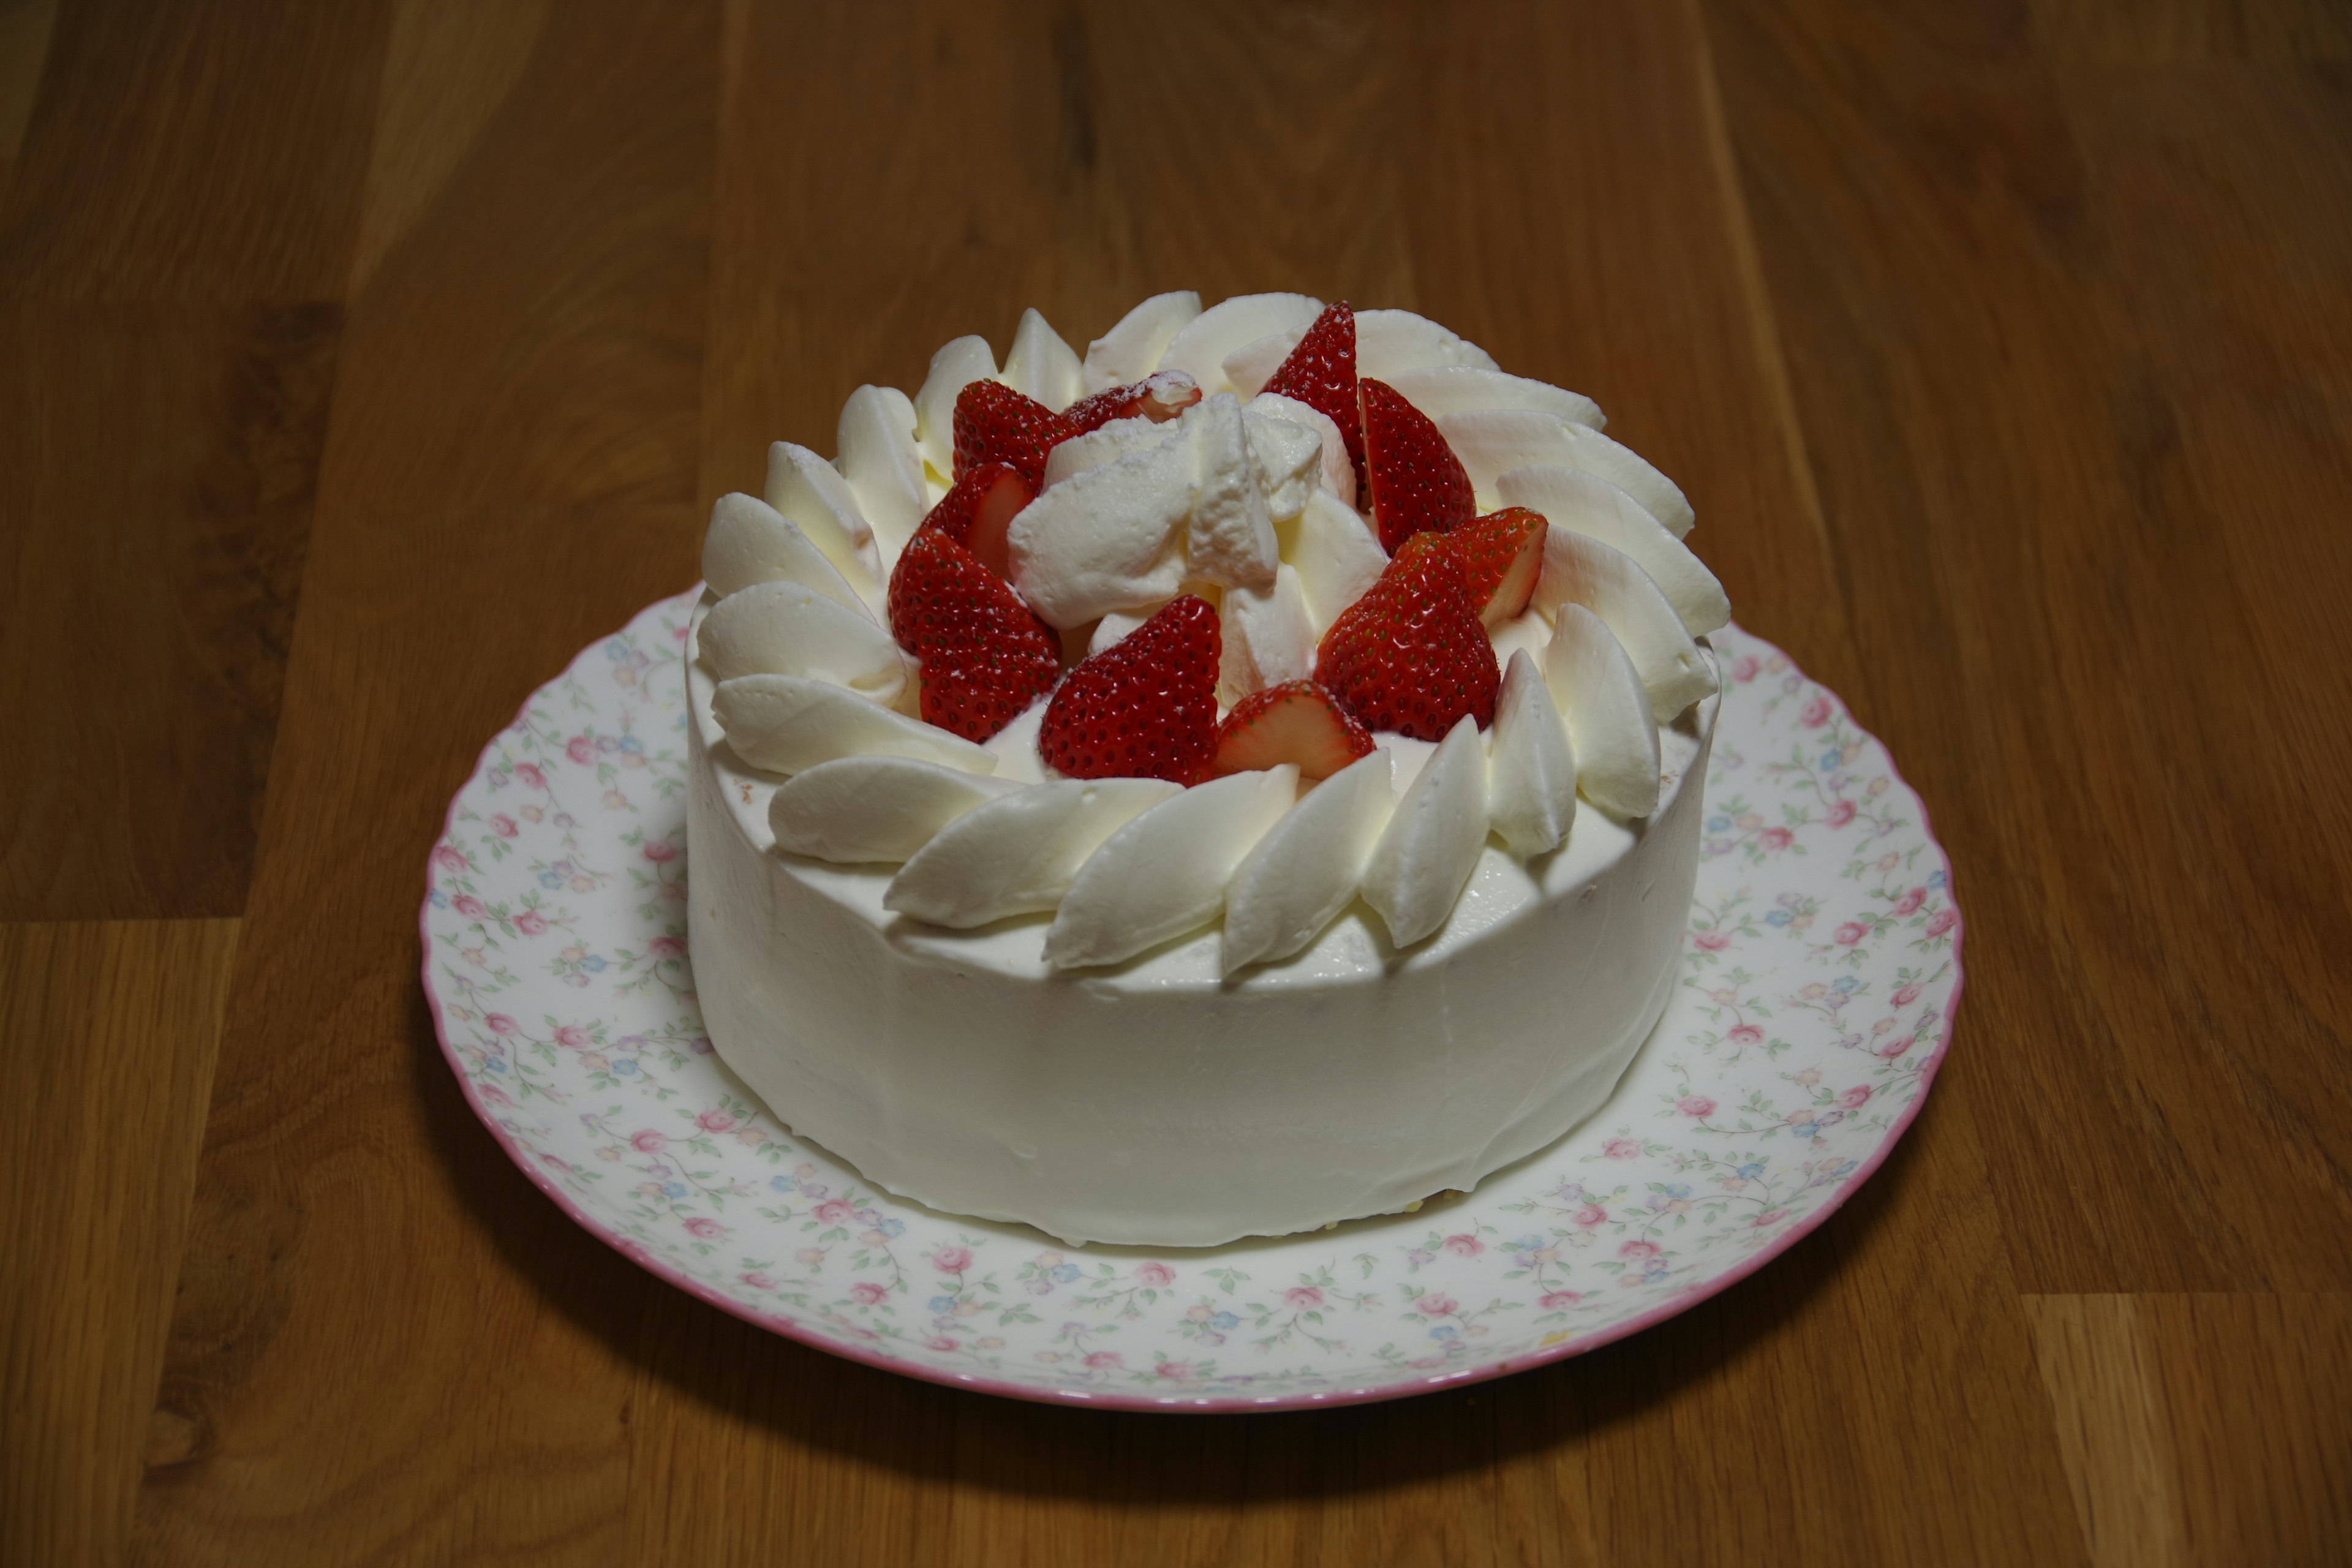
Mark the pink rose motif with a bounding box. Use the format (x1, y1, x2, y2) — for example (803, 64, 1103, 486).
(1732, 656, 1759, 682)
(1416, 1294, 1460, 1318)
(629, 1131, 668, 1154)
(1893, 983, 1922, 1008)
(1602, 1138, 1641, 1160)
(1877, 1036, 1912, 1059)
(1574, 1203, 1608, 1227)
(1692, 929, 1730, 951)
(1834, 922, 1868, 946)
(1539, 1290, 1584, 1310)
(478, 1084, 512, 1106)
(1838, 1085, 1872, 1109)
(513, 910, 548, 937)
(1825, 799, 1856, 828)
(553, 1025, 589, 1049)
(1135, 1261, 1175, 1287)
(1283, 1286, 1325, 1310)
(1727, 1023, 1763, 1046)
(1442, 1234, 1483, 1258)
(1925, 908, 1959, 938)
(490, 814, 519, 839)
(566, 736, 595, 764)
(684, 1217, 722, 1239)
(697, 1109, 737, 1133)
(1894, 886, 1926, 916)
(1800, 695, 1833, 728)
(514, 763, 546, 790)
(484, 1014, 518, 1036)
(849, 1282, 888, 1306)
(1676, 1096, 1716, 1118)
(1757, 827, 1793, 852)
(648, 936, 685, 959)
(432, 845, 469, 873)
(1618, 1240, 1660, 1261)
(740, 1272, 777, 1290)
(925, 1336, 959, 1352)
(643, 839, 679, 863)
(813, 1199, 854, 1224)
(453, 894, 486, 919)
(1084, 1351, 1123, 1370)
(1751, 1209, 1789, 1228)
(1156, 1362, 1194, 1380)
(933, 1246, 974, 1273)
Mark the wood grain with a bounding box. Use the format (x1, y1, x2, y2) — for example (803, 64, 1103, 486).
(0, 919, 239, 1568)
(0, 0, 2343, 1561)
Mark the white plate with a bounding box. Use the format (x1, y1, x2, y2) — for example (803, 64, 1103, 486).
(422, 590, 1961, 1411)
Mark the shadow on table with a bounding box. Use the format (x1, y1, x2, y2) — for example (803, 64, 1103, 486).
(412, 979, 1923, 1501)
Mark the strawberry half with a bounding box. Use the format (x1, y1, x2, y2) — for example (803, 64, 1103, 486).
(886, 528, 1061, 742)
(952, 380, 1077, 489)
(1261, 301, 1365, 497)
(1314, 537, 1499, 740)
(1061, 369, 1200, 435)
(1450, 507, 1548, 627)
(911, 461, 1034, 581)
(1039, 596, 1220, 783)
(1359, 377, 1474, 554)
(1209, 680, 1374, 780)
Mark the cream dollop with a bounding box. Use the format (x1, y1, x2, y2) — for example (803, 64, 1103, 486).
(1084, 291, 1201, 391)
(1221, 750, 1395, 973)
(1487, 649, 1578, 856)
(1383, 364, 1604, 430)
(1360, 714, 1490, 947)
(884, 778, 1179, 928)
(1043, 767, 1298, 970)
(701, 492, 873, 616)
(770, 756, 1018, 862)
(1532, 529, 1717, 722)
(1544, 604, 1660, 819)
(713, 674, 995, 777)
(1498, 465, 1727, 636)
(698, 579, 911, 705)
(1433, 409, 1693, 537)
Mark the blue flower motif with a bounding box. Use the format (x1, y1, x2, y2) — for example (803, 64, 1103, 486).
(1765, 910, 1792, 927)
(538, 872, 563, 889)
(1832, 975, 1858, 992)
(1050, 1263, 1080, 1284)
(429, 889, 448, 908)
(879, 1218, 905, 1238)
(620, 734, 644, 754)
(581, 955, 608, 972)
(612, 1061, 637, 1076)
(1929, 870, 1947, 889)
(1210, 1312, 1238, 1331)
(663, 1182, 688, 1199)
(771, 1175, 794, 1192)
(1706, 815, 1732, 832)
(1792, 1121, 1822, 1139)
(605, 641, 628, 661)
(484, 1056, 508, 1072)
(929, 1295, 957, 1314)
(1517, 1234, 1547, 1251)
(1820, 750, 1841, 771)
(1736, 1162, 1765, 1180)
(1430, 1325, 1458, 1341)
(1664, 1183, 1691, 1199)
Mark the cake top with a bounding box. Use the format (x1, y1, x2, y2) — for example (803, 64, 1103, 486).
(695, 292, 1729, 972)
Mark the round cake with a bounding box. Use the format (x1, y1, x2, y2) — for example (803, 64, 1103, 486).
(687, 292, 1728, 1246)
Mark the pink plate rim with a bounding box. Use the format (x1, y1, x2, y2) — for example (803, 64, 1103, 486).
(420, 592, 1962, 1413)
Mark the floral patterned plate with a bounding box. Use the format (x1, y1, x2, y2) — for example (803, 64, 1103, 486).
(421, 590, 1961, 1412)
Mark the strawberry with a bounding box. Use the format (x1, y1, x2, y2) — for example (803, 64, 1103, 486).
(886, 528, 1061, 742)
(1450, 507, 1548, 627)
(1039, 596, 1220, 783)
(1061, 369, 1200, 435)
(1359, 377, 1474, 553)
(1208, 681, 1374, 780)
(952, 380, 1077, 489)
(1262, 301, 1365, 497)
(911, 461, 1034, 581)
(1314, 538, 1499, 739)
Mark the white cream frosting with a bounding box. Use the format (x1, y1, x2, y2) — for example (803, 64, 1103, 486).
(1434, 408, 1694, 535)
(1082, 290, 1201, 391)
(696, 298, 1731, 970)
(883, 777, 1178, 928)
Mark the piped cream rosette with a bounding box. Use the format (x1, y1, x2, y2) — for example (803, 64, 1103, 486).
(694, 294, 1729, 973)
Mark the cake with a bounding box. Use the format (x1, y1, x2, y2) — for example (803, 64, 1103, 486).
(686, 292, 1727, 1247)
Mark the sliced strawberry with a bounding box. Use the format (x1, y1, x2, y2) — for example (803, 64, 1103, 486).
(1061, 369, 1200, 435)
(1314, 538, 1499, 740)
(886, 528, 1060, 742)
(1209, 681, 1374, 780)
(911, 461, 1034, 581)
(952, 380, 1077, 489)
(1450, 507, 1548, 627)
(1039, 596, 1220, 783)
(1359, 377, 1474, 554)
(1262, 301, 1364, 497)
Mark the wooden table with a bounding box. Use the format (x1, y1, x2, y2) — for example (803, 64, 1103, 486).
(6, 2, 2348, 1562)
